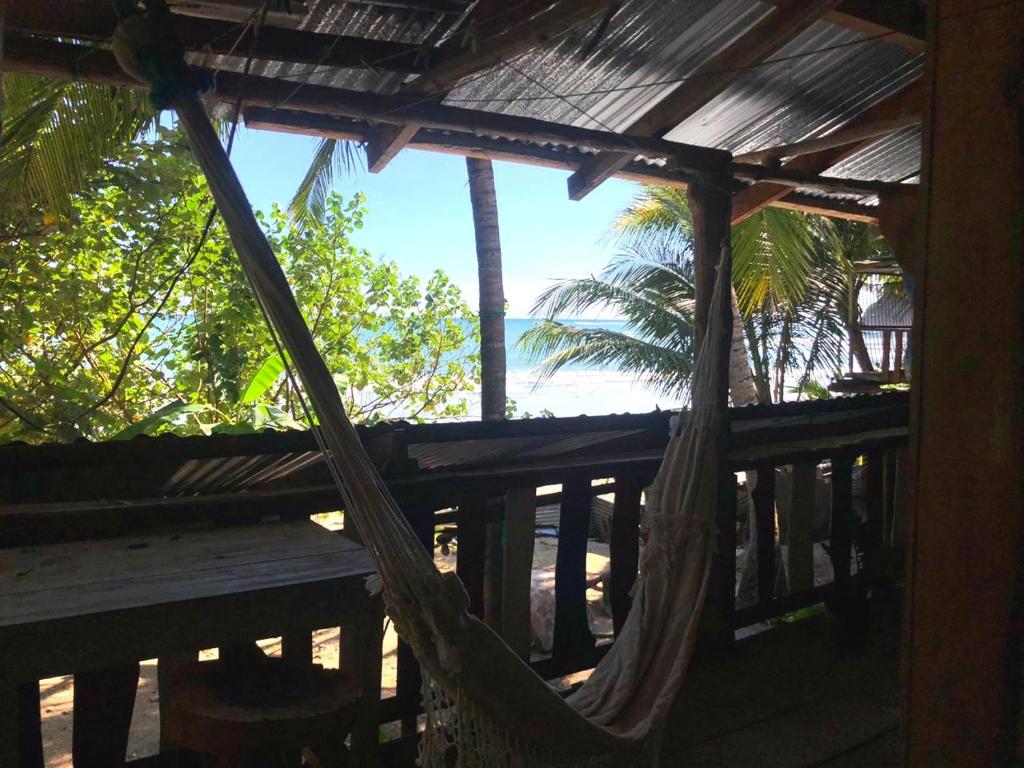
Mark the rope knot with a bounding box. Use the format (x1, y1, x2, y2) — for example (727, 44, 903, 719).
(112, 11, 211, 110)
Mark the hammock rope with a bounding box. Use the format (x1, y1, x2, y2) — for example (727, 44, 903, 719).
(110, 7, 734, 764)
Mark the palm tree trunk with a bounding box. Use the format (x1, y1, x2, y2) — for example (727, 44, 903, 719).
(466, 158, 507, 422)
(728, 288, 760, 408)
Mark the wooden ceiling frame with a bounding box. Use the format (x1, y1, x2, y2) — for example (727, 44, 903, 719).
(564, 0, 846, 202)
(782, 0, 927, 53)
(6, 2, 432, 73)
(731, 78, 923, 224)
(365, 0, 614, 173)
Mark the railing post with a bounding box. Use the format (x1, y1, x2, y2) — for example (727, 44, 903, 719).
(787, 461, 817, 593)
(829, 455, 854, 589)
(456, 495, 487, 617)
(609, 473, 643, 635)
(396, 505, 434, 736)
(752, 461, 777, 608)
(553, 478, 595, 662)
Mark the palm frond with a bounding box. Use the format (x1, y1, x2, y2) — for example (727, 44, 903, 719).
(0, 75, 151, 218)
(288, 137, 363, 226)
(518, 321, 693, 398)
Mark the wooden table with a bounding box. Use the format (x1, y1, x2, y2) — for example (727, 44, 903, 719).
(0, 520, 383, 767)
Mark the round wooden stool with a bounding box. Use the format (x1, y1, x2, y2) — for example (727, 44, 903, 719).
(163, 657, 361, 768)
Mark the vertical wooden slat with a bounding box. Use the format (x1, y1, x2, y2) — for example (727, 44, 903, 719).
(609, 473, 642, 635)
(829, 455, 854, 589)
(395, 506, 434, 736)
(501, 486, 536, 659)
(894, 330, 905, 381)
(552, 478, 595, 660)
(864, 449, 885, 552)
(72, 663, 140, 768)
(455, 495, 487, 617)
(881, 330, 892, 381)
(483, 508, 505, 633)
(787, 461, 817, 593)
(752, 462, 777, 607)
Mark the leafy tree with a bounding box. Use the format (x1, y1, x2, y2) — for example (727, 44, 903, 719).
(0, 132, 479, 442)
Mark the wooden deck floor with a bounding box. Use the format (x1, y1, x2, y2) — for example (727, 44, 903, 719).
(661, 608, 902, 767)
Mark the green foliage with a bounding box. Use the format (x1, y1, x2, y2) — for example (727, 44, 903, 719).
(0, 133, 478, 442)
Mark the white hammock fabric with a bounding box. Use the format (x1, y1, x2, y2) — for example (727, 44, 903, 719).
(171, 89, 731, 767)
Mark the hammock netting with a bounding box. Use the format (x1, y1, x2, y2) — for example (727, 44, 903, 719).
(112, 11, 733, 765)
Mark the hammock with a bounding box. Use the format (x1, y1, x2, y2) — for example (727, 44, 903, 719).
(112, 11, 732, 765)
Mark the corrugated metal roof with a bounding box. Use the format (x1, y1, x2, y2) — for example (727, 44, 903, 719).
(189, 0, 923, 208)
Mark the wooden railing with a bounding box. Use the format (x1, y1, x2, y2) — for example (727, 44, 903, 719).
(378, 392, 910, 741)
(0, 393, 910, 753)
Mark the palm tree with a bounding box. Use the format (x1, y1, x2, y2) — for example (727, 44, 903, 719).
(0, 75, 151, 228)
(465, 157, 507, 422)
(520, 186, 883, 405)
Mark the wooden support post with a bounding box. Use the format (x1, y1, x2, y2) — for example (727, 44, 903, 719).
(72, 663, 140, 768)
(829, 456, 854, 590)
(395, 506, 434, 736)
(552, 478, 595, 661)
(340, 598, 385, 768)
(501, 487, 536, 660)
(609, 473, 642, 635)
(690, 170, 737, 652)
(0, 680, 43, 768)
(787, 461, 817, 593)
(752, 462, 777, 607)
(158, 653, 195, 754)
(688, 181, 732, 350)
(905, 4, 1024, 763)
(456, 495, 487, 617)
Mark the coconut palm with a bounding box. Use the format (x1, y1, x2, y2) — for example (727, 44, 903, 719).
(0, 75, 151, 227)
(520, 186, 884, 405)
(466, 157, 508, 422)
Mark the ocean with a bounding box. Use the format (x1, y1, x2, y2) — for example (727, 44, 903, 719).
(470, 318, 684, 419)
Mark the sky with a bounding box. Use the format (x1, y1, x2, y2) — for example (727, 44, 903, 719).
(228, 126, 641, 318)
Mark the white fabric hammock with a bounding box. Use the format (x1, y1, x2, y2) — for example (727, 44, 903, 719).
(163, 80, 731, 766)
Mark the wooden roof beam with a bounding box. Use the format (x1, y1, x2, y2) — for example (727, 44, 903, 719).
(245, 107, 694, 188)
(762, 0, 927, 53)
(566, 0, 845, 201)
(6, 3, 430, 73)
(4, 36, 729, 176)
(731, 78, 923, 223)
(733, 113, 920, 165)
(366, 0, 614, 172)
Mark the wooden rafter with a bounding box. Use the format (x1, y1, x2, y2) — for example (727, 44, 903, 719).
(366, 0, 613, 172)
(761, 0, 927, 53)
(566, 0, 845, 201)
(731, 79, 923, 223)
(246, 106, 696, 187)
(6, 2, 430, 73)
(733, 113, 920, 165)
(4, 36, 729, 175)
(732, 163, 911, 198)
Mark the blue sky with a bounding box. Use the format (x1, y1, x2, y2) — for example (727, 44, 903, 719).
(228, 126, 640, 317)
